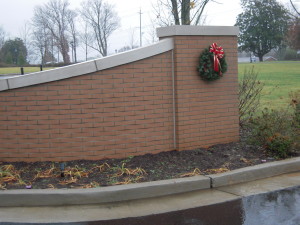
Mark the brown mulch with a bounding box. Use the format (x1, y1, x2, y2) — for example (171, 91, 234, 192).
(0, 129, 299, 190)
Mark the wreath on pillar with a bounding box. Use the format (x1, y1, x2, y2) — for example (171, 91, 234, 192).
(198, 43, 227, 81)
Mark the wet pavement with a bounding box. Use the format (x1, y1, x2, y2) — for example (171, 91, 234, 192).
(74, 199, 243, 225)
(1, 186, 299, 225)
(242, 186, 300, 225)
(89, 186, 300, 225)
(0, 199, 244, 225)
(1, 171, 299, 225)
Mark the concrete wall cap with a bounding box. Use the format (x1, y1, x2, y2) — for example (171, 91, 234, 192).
(0, 79, 9, 91)
(94, 38, 174, 70)
(0, 38, 174, 91)
(157, 25, 239, 38)
(7, 60, 97, 90)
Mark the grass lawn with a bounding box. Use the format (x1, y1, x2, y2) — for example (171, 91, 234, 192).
(0, 67, 55, 75)
(238, 61, 300, 110)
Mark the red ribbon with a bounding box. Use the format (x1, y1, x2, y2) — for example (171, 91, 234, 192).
(209, 43, 224, 74)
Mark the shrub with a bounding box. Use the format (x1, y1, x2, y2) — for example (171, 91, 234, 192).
(283, 48, 299, 60)
(295, 104, 300, 127)
(249, 108, 294, 158)
(239, 67, 264, 126)
(289, 90, 300, 153)
(265, 134, 293, 159)
(290, 90, 300, 128)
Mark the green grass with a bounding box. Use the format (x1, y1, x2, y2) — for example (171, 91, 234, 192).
(238, 61, 300, 110)
(0, 67, 55, 75)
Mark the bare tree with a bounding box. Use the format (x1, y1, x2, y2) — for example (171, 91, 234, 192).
(32, 23, 50, 65)
(290, 0, 300, 16)
(32, 0, 73, 64)
(79, 21, 93, 61)
(80, 0, 120, 57)
(19, 22, 36, 64)
(67, 11, 78, 63)
(0, 26, 7, 63)
(0, 26, 7, 50)
(282, 0, 300, 51)
(154, 0, 216, 26)
(31, 16, 58, 65)
(117, 29, 139, 53)
(128, 28, 139, 50)
(239, 67, 264, 126)
(145, 19, 159, 45)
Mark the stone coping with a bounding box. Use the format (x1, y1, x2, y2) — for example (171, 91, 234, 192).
(0, 38, 174, 91)
(0, 157, 299, 207)
(157, 25, 239, 38)
(0, 25, 239, 92)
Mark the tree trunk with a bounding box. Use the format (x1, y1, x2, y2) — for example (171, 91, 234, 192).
(170, 0, 180, 25)
(258, 55, 263, 62)
(85, 41, 88, 61)
(181, 0, 191, 25)
(62, 49, 70, 64)
(74, 43, 77, 63)
(61, 37, 70, 64)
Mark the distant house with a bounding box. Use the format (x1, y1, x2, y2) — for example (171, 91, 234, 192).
(264, 56, 277, 61)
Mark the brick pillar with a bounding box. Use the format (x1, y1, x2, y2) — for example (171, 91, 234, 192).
(157, 25, 240, 150)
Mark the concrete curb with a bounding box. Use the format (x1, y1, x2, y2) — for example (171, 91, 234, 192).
(0, 175, 210, 207)
(0, 157, 299, 207)
(209, 157, 300, 188)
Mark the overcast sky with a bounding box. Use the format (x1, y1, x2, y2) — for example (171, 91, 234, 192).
(0, 0, 296, 61)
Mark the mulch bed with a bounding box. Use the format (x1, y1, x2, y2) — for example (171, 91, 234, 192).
(1, 129, 299, 190)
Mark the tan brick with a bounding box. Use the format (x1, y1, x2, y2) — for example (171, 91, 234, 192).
(0, 34, 239, 162)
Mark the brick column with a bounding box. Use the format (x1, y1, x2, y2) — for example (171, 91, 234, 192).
(157, 25, 240, 150)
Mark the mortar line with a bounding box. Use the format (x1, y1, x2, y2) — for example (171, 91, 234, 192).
(204, 175, 243, 197)
(94, 60, 99, 71)
(6, 79, 10, 90)
(171, 49, 177, 150)
(215, 189, 243, 197)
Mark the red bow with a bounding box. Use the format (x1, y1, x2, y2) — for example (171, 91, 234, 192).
(209, 43, 224, 74)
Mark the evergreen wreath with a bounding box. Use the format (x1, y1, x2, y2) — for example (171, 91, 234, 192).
(198, 43, 227, 81)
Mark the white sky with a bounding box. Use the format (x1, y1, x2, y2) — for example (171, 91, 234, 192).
(0, 0, 296, 61)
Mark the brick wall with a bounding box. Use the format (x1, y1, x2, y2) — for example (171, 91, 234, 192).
(172, 35, 239, 150)
(0, 52, 174, 161)
(0, 26, 239, 162)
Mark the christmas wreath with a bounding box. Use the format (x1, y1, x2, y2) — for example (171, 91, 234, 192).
(198, 43, 227, 81)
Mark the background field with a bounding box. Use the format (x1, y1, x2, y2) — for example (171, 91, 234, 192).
(238, 62, 300, 110)
(0, 67, 54, 75)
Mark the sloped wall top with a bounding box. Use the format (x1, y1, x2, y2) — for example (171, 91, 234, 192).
(0, 38, 174, 91)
